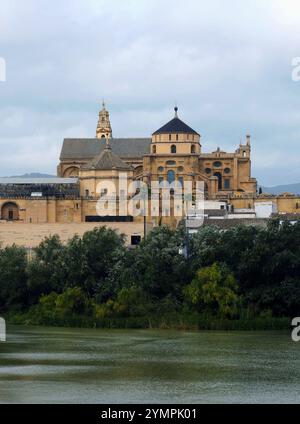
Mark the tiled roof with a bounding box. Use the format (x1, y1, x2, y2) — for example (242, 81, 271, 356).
(203, 218, 269, 228)
(153, 117, 199, 136)
(83, 147, 131, 171)
(60, 138, 151, 160)
(205, 209, 227, 217)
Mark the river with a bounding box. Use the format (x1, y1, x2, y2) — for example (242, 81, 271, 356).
(0, 326, 299, 403)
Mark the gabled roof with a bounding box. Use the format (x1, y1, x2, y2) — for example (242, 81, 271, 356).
(60, 138, 151, 161)
(83, 146, 131, 171)
(153, 108, 199, 136)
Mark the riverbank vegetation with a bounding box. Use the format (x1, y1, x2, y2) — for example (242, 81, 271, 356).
(1, 220, 299, 330)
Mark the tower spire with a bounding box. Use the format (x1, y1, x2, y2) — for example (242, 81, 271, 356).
(96, 102, 112, 139)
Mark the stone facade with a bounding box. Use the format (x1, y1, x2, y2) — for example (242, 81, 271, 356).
(59, 106, 257, 200)
(0, 104, 299, 239)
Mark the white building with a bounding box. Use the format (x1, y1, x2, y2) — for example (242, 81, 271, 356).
(254, 201, 277, 218)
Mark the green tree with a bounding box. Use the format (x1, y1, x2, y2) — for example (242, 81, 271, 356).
(27, 235, 66, 302)
(55, 287, 90, 316)
(184, 263, 239, 318)
(0, 245, 28, 311)
(38, 287, 91, 319)
(113, 286, 150, 317)
(119, 226, 188, 300)
(64, 227, 127, 299)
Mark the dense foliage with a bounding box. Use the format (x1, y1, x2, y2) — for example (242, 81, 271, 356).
(0, 220, 299, 328)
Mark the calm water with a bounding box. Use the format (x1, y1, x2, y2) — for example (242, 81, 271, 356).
(0, 326, 299, 404)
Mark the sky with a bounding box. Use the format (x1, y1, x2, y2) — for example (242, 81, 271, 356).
(0, 0, 300, 186)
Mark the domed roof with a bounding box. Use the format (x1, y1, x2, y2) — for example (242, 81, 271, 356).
(153, 107, 199, 136)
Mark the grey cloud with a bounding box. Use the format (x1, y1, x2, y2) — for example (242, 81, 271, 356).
(0, 0, 299, 184)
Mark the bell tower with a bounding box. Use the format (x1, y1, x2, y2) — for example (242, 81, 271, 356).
(96, 102, 112, 139)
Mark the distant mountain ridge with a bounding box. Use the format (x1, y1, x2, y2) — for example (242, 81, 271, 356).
(9, 173, 56, 178)
(260, 183, 300, 195)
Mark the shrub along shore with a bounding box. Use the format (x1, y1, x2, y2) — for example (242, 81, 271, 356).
(1, 220, 299, 331)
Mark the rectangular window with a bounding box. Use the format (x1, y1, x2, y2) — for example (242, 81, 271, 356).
(224, 179, 230, 189)
(131, 235, 141, 246)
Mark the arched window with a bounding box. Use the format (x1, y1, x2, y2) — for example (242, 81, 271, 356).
(167, 170, 175, 184)
(63, 166, 79, 178)
(153, 145, 156, 154)
(214, 172, 222, 190)
(101, 134, 106, 139)
(191, 145, 196, 154)
(171, 145, 176, 154)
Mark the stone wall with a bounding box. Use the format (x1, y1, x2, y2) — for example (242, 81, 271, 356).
(0, 222, 148, 248)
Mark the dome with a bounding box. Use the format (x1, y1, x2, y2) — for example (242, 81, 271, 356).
(152, 107, 199, 136)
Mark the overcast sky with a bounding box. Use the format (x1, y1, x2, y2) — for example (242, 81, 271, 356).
(0, 0, 300, 185)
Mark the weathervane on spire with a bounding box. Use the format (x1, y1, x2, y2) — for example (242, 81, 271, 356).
(174, 102, 178, 118)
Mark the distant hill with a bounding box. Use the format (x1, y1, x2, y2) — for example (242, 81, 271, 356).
(9, 172, 56, 178)
(260, 183, 300, 195)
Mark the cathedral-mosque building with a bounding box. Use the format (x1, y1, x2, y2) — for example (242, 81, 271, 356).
(58, 103, 257, 201)
(0, 103, 299, 245)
